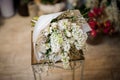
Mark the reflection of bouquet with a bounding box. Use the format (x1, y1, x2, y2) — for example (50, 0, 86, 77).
(33, 10, 91, 69)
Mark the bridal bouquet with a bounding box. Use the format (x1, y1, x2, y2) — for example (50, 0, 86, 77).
(32, 10, 91, 69)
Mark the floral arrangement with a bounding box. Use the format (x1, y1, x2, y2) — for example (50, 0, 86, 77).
(33, 10, 90, 69)
(88, 7, 114, 37)
(85, 0, 119, 37)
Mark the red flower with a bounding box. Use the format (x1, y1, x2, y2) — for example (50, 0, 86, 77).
(104, 20, 111, 28)
(88, 11, 95, 17)
(93, 8, 99, 15)
(103, 28, 110, 34)
(88, 19, 97, 29)
(93, 7, 103, 15)
(91, 30, 97, 37)
(87, 6, 114, 36)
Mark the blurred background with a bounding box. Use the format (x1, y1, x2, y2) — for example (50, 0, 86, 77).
(0, 0, 120, 80)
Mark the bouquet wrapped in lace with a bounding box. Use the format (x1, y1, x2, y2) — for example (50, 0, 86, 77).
(32, 10, 91, 69)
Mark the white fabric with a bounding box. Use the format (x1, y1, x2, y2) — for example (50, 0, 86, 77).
(33, 12, 63, 43)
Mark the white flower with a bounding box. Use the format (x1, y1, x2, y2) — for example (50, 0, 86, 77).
(79, 33, 87, 43)
(50, 32, 62, 53)
(51, 22, 58, 29)
(71, 23, 77, 26)
(58, 19, 69, 30)
(65, 30, 72, 37)
(49, 27, 52, 33)
(74, 41, 81, 50)
(69, 37, 75, 44)
(72, 25, 83, 40)
(61, 52, 69, 61)
(44, 27, 50, 36)
(71, 23, 87, 50)
(63, 41, 70, 52)
(61, 52, 70, 69)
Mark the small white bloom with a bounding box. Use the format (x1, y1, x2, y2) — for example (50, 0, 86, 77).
(51, 42, 60, 53)
(62, 38, 70, 52)
(74, 41, 82, 50)
(69, 37, 75, 44)
(43, 27, 50, 37)
(49, 27, 53, 33)
(50, 32, 61, 53)
(61, 52, 70, 69)
(79, 34, 87, 43)
(71, 23, 77, 26)
(65, 30, 72, 37)
(63, 42, 70, 52)
(58, 19, 69, 30)
(72, 26, 83, 40)
(51, 22, 58, 29)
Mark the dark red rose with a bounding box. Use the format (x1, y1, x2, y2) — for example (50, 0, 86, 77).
(88, 11, 95, 17)
(88, 19, 97, 29)
(93, 7, 98, 15)
(97, 7, 103, 15)
(103, 28, 110, 34)
(93, 7, 103, 16)
(91, 30, 97, 37)
(105, 20, 111, 28)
